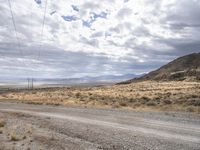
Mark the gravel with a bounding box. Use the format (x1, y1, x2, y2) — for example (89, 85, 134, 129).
(0, 101, 199, 150)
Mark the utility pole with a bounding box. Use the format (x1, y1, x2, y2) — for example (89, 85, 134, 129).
(27, 78, 30, 90)
(32, 78, 34, 90)
(27, 78, 34, 90)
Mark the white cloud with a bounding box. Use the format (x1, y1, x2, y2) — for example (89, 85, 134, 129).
(0, 0, 200, 78)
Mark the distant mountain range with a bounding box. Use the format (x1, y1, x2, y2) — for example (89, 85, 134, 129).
(0, 74, 142, 86)
(121, 52, 200, 84)
(35, 74, 141, 85)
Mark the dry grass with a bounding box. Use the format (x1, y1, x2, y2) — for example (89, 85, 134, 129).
(0, 114, 5, 128)
(8, 124, 31, 141)
(0, 120, 5, 128)
(0, 128, 3, 134)
(0, 81, 200, 113)
(10, 131, 20, 141)
(0, 113, 5, 135)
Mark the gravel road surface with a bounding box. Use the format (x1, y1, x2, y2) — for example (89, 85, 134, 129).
(0, 102, 199, 150)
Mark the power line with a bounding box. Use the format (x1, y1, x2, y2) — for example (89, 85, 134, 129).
(29, 0, 35, 88)
(37, 0, 48, 60)
(7, 0, 32, 89)
(7, 0, 23, 56)
(33, 0, 48, 88)
(7, 0, 48, 89)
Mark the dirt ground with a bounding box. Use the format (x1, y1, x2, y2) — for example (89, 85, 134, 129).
(0, 102, 200, 150)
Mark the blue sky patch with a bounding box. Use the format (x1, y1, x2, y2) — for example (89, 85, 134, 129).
(62, 15, 77, 22)
(34, 0, 41, 5)
(82, 20, 91, 28)
(82, 11, 107, 28)
(92, 12, 107, 19)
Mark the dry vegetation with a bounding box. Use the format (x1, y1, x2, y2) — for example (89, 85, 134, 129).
(0, 113, 5, 136)
(0, 112, 39, 150)
(0, 114, 5, 128)
(0, 81, 200, 113)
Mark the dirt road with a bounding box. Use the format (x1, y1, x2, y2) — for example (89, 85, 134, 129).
(0, 102, 200, 150)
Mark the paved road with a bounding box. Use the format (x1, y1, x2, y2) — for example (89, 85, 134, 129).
(0, 102, 200, 149)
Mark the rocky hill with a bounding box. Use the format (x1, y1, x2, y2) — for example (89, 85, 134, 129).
(121, 53, 200, 83)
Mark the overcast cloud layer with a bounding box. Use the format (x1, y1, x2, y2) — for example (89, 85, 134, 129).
(0, 0, 200, 78)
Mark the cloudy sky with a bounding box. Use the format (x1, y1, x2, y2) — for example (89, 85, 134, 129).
(0, 0, 200, 78)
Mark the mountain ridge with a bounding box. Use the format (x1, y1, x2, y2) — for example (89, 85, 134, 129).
(0, 74, 141, 85)
(120, 52, 200, 84)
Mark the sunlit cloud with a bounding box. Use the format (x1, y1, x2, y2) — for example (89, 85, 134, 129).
(0, 0, 200, 78)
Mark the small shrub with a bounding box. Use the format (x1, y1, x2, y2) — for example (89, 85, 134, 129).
(53, 103, 60, 106)
(129, 98, 136, 103)
(112, 103, 120, 108)
(114, 104, 120, 108)
(140, 97, 150, 104)
(60, 93, 65, 96)
(1, 94, 7, 98)
(23, 135, 27, 139)
(154, 97, 160, 100)
(102, 101, 108, 105)
(119, 102, 127, 107)
(10, 132, 20, 141)
(101, 97, 105, 100)
(146, 101, 157, 106)
(0, 119, 5, 127)
(194, 100, 200, 106)
(166, 92, 171, 96)
(134, 103, 141, 107)
(191, 95, 198, 98)
(187, 99, 200, 106)
(141, 96, 150, 101)
(32, 91, 37, 94)
(75, 92, 81, 98)
(163, 99, 172, 105)
(80, 98, 85, 101)
(89, 96, 94, 100)
(186, 107, 195, 112)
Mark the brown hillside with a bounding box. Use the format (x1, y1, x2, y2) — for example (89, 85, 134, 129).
(124, 53, 200, 83)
